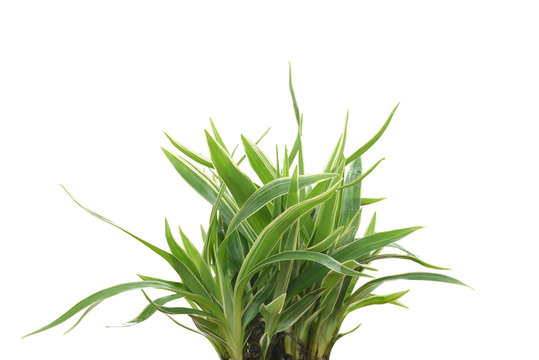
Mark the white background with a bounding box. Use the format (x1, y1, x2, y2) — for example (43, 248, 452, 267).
(1, 1, 538, 359)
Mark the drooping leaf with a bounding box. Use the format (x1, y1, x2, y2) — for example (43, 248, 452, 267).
(359, 254, 450, 270)
(23, 281, 181, 338)
(287, 227, 422, 297)
(141, 290, 217, 319)
(118, 293, 185, 327)
(335, 226, 423, 262)
(346, 272, 469, 306)
(63, 300, 103, 335)
(60, 186, 212, 299)
(346, 290, 409, 314)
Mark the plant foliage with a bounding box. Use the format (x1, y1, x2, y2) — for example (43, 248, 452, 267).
(25, 66, 467, 360)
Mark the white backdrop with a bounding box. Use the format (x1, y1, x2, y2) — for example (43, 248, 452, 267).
(1, 1, 538, 359)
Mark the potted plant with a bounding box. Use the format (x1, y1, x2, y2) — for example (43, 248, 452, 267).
(24, 66, 467, 360)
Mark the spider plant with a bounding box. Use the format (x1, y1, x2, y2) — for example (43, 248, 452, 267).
(24, 66, 467, 360)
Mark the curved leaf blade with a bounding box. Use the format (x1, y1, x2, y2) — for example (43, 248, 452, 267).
(23, 281, 180, 338)
(346, 103, 399, 165)
(164, 132, 213, 168)
(226, 173, 339, 237)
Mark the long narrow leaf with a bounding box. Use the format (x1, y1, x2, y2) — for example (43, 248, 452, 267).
(346, 290, 409, 314)
(237, 183, 341, 288)
(60, 186, 212, 299)
(241, 251, 368, 290)
(23, 281, 180, 338)
(345, 103, 399, 165)
(226, 173, 339, 237)
(276, 289, 325, 332)
(206, 131, 272, 233)
(118, 293, 185, 327)
(287, 227, 422, 297)
(241, 135, 277, 184)
(165, 132, 214, 168)
(346, 272, 469, 306)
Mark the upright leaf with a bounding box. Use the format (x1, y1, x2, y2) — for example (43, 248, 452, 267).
(241, 135, 277, 184)
(205, 131, 272, 233)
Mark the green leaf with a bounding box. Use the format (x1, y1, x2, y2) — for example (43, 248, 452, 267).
(287, 227, 422, 297)
(23, 281, 180, 338)
(347, 272, 469, 306)
(360, 197, 386, 206)
(136, 274, 182, 288)
(306, 227, 344, 253)
(387, 243, 418, 257)
(163, 148, 258, 243)
(209, 118, 229, 153)
(242, 276, 276, 327)
(335, 227, 423, 262)
(281, 146, 289, 178)
(286, 166, 299, 209)
(141, 290, 217, 319)
(63, 300, 103, 335)
(204, 182, 226, 265)
(226, 173, 339, 237)
(178, 226, 207, 275)
(288, 62, 301, 126)
(338, 158, 362, 228)
(162, 148, 220, 206)
(165, 219, 201, 278)
(335, 323, 362, 341)
(60, 186, 212, 299)
(273, 167, 300, 297)
(360, 254, 450, 270)
(244, 250, 368, 283)
(288, 125, 303, 172)
(324, 112, 348, 173)
(310, 183, 340, 247)
(118, 293, 185, 327)
(346, 290, 409, 314)
(135, 275, 222, 318)
(274, 223, 299, 298)
(276, 289, 325, 332)
(237, 126, 272, 166)
(164, 132, 214, 168)
(241, 135, 277, 184)
(205, 131, 272, 233)
(287, 63, 304, 175)
(338, 158, 385, 190)
(345, 103, 399, 165)
(261, 293, 287, 316)
(364, 212, 377, 236)
(236, 182, 341, 289)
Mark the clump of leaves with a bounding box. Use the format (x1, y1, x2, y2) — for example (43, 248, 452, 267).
(24, 66, 467, 360)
